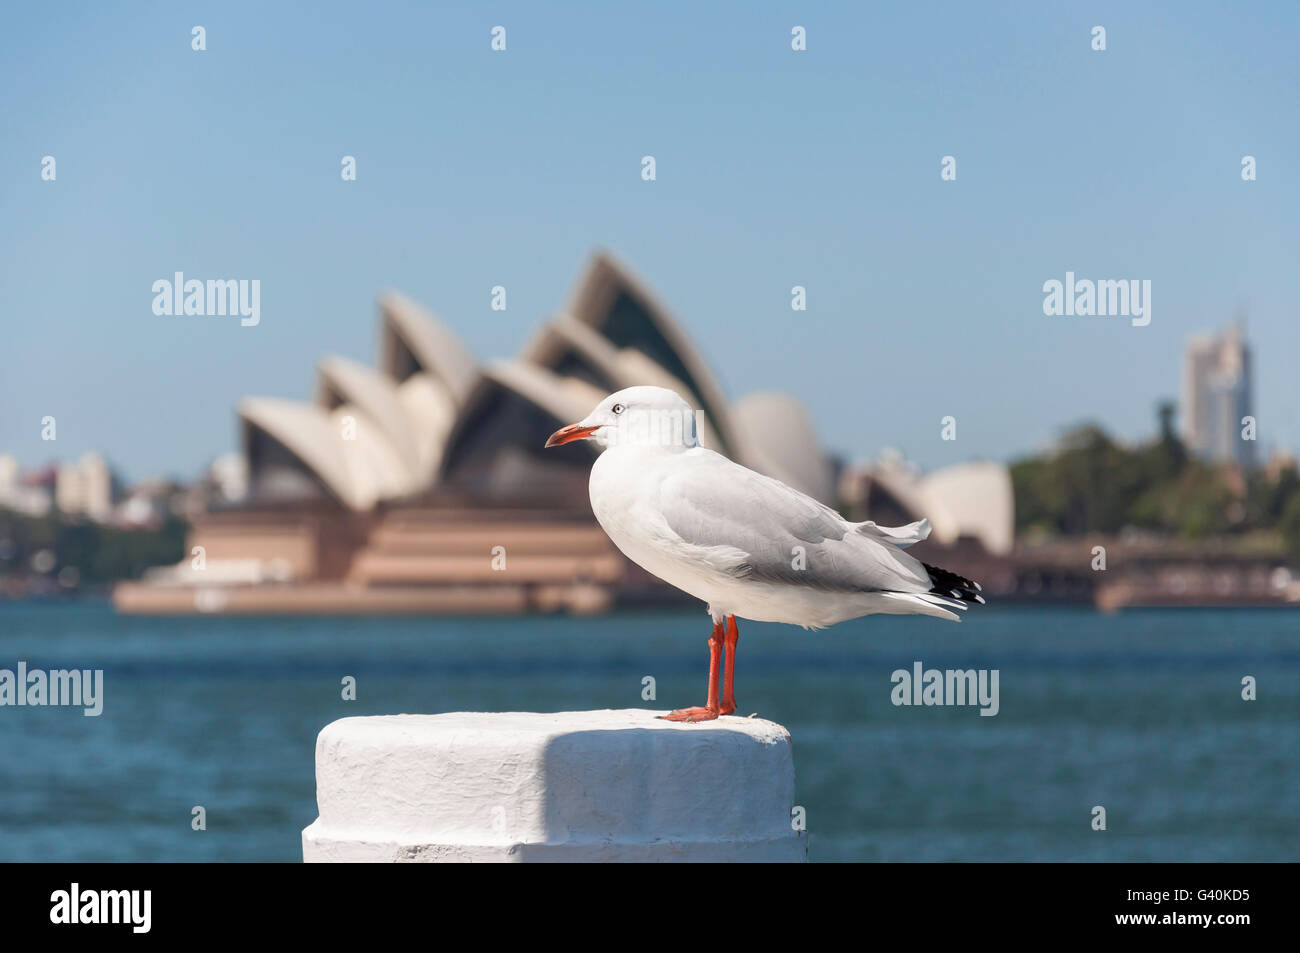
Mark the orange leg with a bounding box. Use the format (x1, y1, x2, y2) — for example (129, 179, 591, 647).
(719, 615, 739, 715)
(660, 619, 724, 722)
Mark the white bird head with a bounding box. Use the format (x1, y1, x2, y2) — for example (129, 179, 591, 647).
(545, 385, 700, 451)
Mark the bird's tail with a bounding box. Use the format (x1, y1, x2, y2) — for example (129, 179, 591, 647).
(877, 591, 965, 621)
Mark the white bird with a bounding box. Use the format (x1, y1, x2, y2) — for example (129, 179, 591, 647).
(546, 386, 983, 721)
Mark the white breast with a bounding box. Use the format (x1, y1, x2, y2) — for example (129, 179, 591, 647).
(589, 446, 713, 598)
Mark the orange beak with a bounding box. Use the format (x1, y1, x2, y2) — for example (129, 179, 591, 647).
(545, 423, 599, 448)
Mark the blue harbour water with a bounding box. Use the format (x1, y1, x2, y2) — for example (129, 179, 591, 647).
(0, 603, 1296, 862)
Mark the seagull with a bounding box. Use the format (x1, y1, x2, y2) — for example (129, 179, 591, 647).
(545, 386, 983, 722)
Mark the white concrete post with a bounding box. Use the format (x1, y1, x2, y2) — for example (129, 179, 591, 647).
(302, 710, 807, 862)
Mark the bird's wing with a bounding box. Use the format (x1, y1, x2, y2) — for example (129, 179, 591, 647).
(646, 449, 933, 594)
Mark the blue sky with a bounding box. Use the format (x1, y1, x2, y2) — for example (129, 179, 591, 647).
(3, 1, 1298, 482)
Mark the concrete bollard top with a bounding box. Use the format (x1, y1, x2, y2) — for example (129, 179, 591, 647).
(303, 710, 807, 862)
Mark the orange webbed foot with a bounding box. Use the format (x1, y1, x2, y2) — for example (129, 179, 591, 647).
(659, 706, 720, 723)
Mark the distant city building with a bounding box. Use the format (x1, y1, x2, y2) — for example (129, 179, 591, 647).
(114, 478, 185, 528)
(55, 452, 114, 521)
(0, 454, 53, 517)
(1182, 323, 1255, 468)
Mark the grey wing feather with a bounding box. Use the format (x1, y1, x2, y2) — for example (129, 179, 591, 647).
(657, 454, 933, 594)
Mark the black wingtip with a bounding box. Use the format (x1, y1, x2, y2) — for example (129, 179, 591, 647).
(922, 562, 985, 606)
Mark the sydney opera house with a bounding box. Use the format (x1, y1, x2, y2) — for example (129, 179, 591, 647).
(114, 253, 1012, 615)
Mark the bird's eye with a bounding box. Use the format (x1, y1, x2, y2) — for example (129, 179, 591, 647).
(612, 403, 626, 415)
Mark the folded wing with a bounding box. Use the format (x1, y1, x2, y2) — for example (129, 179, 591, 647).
(650, 451, 939, 596)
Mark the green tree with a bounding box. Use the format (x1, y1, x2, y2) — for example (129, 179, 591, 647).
(1281, 494, 1300, 566)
